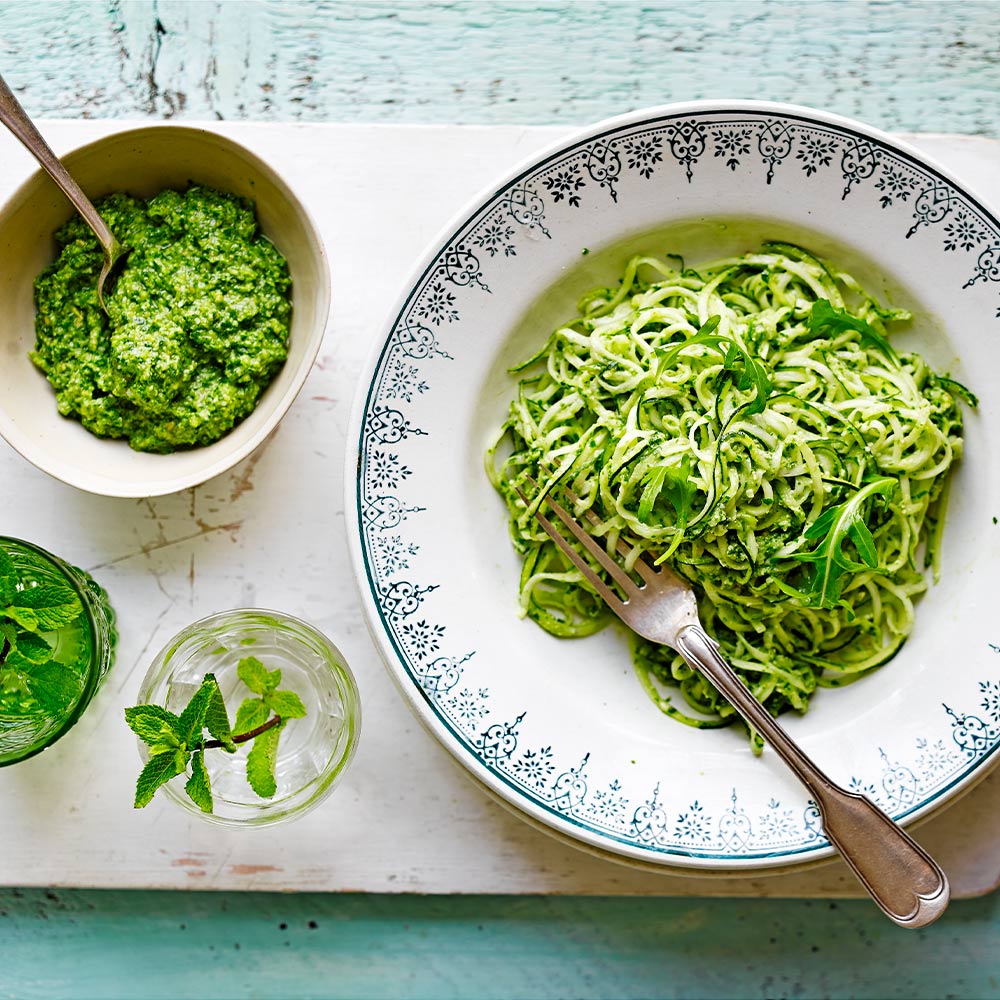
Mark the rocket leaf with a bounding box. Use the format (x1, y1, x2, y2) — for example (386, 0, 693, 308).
(792, 476, 897, 609)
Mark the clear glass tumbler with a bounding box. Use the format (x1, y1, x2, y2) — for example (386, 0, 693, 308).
(0, 536, 117, 766)
(136, 608, 361, 827)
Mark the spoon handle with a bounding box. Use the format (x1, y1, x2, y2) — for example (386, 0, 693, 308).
(0, 74, 117, 256)
(675, 624, 950, 928)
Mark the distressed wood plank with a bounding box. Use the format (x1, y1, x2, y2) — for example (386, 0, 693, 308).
(0, 1, 997, 135)
(1, 888, 999, 1000)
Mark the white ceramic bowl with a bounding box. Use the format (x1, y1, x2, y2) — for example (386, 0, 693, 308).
(0, 125, 329, 497)
(347, 101, 1000, 872)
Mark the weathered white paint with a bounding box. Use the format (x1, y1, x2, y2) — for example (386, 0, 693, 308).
(0, 121, 997, 897)
(0, 2, 997, 135)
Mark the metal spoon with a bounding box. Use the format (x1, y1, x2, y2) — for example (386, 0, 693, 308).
(0, 74, 125, 311)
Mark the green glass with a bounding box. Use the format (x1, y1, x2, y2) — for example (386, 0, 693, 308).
(0, 537, 116, 766)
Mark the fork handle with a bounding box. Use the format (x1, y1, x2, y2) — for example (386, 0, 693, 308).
(675, 624, 949, 928)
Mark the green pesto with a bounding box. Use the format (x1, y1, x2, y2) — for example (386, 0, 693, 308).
(30, 186, 292, 453)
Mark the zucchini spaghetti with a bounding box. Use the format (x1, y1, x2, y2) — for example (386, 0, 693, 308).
(487, 243, 974, 748)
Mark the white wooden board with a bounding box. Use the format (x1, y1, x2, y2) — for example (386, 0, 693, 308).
(1, 122, 998, 897)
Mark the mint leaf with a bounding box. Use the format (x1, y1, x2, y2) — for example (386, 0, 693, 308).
(246, 724, 281, 798)
(134, 749, 189, 808)
(5, 606, 39, 632)
(237, 655, 278, 696)
(9, 631, 53, 665)
(265, 689, 307, 720)
(234, 696, 270, 736)
(185, 750, 213, 813)
(178, 676, 216, 746)
(0, 651, 32, 693)
(12, 584, 82, 632)
(19, 658, 79, 713)
(125, 704, 185, 752)
(203, 676, 235, 752)
(0, 549, 16, 606)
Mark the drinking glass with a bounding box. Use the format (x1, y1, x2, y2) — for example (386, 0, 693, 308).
(136, 608, 360, 827)
(0, 536, 116, 766)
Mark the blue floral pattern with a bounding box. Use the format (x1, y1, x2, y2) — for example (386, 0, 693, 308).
(355, 107, 1000, 864)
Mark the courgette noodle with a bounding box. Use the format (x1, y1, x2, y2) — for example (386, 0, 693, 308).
(486, 242, 975, 750)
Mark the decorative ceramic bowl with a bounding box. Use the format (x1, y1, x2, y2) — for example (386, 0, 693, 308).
(0, 125, 329, 497)
(347, 101, 1000, 872)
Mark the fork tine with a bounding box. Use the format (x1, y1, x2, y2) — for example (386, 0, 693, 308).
(524, 497, 630, 616)
(558, 481, 659, 586)
(540, 491, 640, 594)
(516, 483, 637, 595)
(529, 473, 658, 585)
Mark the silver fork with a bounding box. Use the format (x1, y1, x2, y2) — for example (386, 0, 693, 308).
(518, 482, 950, 928)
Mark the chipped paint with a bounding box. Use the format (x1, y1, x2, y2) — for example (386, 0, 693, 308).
(0, 2, 997, 137)
(228, 427, 279, 503)
(229, 863, 282, 876)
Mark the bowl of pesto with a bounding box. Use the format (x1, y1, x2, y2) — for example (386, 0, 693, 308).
(0, 125, 329, 496)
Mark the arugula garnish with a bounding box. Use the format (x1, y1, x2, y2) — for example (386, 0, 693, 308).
(808, 299, 898, 363)
(651, 316, 721, 378)
(719, 339, 772, 415)
(125, 656, 307, 812)
(651, 316, 772, 414)
(791, 476, 897, 609)
(638, 454, 697, 528)
(0, 547, 84, 712)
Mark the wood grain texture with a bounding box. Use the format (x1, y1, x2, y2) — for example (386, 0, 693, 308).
(2, 888, 999, 999)
(0, 1, 998, 135)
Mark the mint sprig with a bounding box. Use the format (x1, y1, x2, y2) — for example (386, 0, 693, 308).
(125, 657, 307, 813)
(236, 656, 306, 798)
(0, 548, 84, 712)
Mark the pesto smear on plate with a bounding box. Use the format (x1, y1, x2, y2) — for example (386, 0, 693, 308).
(31, 186, 292, 453)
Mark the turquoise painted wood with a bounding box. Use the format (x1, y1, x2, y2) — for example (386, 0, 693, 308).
(0, 1, 997, 136)
(2, 889, 1000, 999)
(1, 3, 999, 998)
